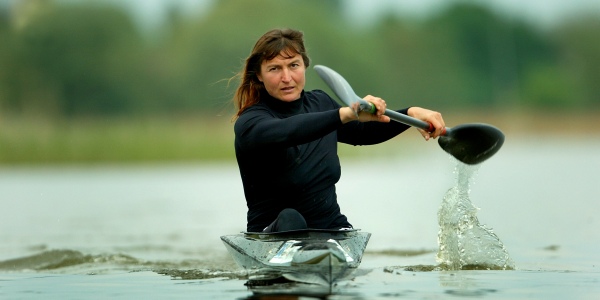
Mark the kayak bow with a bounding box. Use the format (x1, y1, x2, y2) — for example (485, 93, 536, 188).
(221, 229, 370, 285)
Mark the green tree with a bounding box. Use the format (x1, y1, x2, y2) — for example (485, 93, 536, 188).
(156, 0, 363, 115)
(10, 2, 145, 117)
(553, 16, 600, 109)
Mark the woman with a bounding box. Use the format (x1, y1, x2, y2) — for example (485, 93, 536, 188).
(233, 28, 445, 233)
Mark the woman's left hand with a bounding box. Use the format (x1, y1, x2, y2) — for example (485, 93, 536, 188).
(407, 107, 446, 140)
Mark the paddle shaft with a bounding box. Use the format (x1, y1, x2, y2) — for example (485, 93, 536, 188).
(358, 99, 448, 135)
(314, 64, 504, 164)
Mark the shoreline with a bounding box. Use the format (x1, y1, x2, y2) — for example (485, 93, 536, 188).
(0, 109, 597, 165)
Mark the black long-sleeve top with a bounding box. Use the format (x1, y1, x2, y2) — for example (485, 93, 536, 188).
(234, 90, 410, 232)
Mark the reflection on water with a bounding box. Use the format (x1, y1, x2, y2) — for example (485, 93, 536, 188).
(436, 162, 514, 270)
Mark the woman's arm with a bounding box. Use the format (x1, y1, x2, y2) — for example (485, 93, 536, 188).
(337, 95, 446, 145)
(234, 107, 342, 151)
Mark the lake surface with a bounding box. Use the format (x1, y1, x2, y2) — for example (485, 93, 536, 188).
(1, 136, 599, 299)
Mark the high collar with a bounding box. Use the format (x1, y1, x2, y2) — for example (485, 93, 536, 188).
(261, 90, 305, 117)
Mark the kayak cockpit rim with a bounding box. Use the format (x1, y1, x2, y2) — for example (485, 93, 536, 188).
(240, 228, 364, 241)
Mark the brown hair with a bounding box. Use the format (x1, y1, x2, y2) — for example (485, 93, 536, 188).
(232, 28, 310, 119)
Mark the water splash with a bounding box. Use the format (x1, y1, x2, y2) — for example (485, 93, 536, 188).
(436, 163, 514, 270)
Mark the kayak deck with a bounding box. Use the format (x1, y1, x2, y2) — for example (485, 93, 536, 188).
(221, 229, 371, 285)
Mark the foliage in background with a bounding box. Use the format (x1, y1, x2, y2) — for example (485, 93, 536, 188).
(0, 0, 599, 164)
(0, 0, 599, 120)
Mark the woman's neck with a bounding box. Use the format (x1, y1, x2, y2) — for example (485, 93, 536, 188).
(262, 91, 305, 117)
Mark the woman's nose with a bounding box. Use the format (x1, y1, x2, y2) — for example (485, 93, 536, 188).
(281, 68, 291, 82)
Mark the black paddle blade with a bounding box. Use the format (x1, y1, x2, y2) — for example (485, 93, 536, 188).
(438, 123, 505, 165)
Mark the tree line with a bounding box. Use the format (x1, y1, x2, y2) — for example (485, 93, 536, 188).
(0, 0, 598, 119)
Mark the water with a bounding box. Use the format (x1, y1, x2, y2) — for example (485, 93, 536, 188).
(436, 163, 514, 270)
(1, 137, 600, 299)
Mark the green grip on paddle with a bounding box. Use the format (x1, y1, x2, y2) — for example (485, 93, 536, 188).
(367, 103, 376, 114)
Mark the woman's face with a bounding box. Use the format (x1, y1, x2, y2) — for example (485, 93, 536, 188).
(257, 52, 306, 102)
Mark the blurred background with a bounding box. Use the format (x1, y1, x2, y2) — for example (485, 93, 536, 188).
(1, 0, 599, 164)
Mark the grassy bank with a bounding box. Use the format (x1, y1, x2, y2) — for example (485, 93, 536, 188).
(0, 115, 236, 164)
(0, 109, 596, 165)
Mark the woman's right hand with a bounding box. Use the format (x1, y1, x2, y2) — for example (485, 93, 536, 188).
(339, 95, 391, 124)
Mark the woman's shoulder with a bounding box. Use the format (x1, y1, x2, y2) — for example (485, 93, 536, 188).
(234, 101, 272, 126)
(305, 89, 331, 99)
(238, 99, 273, 116)
(305, 89, 340, 108)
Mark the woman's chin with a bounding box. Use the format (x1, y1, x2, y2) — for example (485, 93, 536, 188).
(278, 93, 301, 102)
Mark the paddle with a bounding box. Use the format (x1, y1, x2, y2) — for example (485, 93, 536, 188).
(313, 65, 505, 165)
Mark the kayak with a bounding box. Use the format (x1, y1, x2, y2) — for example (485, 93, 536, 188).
(220, 229, 371, 285)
